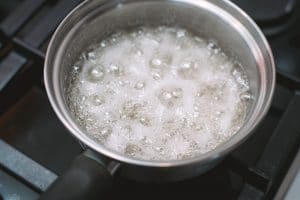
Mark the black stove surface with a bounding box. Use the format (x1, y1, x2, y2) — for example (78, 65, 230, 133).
(1, 1, 300, 200)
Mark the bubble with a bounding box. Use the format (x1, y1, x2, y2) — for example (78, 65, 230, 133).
(189, 141, 200, 150)
(196, 92, 203, 97)
(86, 65, 105, 82)
(108, 64, 123, 76)
(176, 29, 186, 38)
(120, 112, 127, 120)
(194, 36, 202, 42)
(118, 80, 125, 86)
(207, 40, 220, 54)
(209, 52, 229, 68)
(231, 63, 242, 77)
(129, 45, 144, 57)
(134, 103, 143, 109)
(121, 125, 132, 138)
(231, 62, 249, 90)
(125, 143, 142, 156)
(87, 51, 96, 61)
(214, 96, 220, 101)
(141, 136, 152, 144)
(100, 41, 107, 47)
(177, 61, 198, 79)
(105, 88, 116, 95)
(104, 111, 114, 121)
(215, 110, 223, 116)
(130, 30, 140, 38)
(178, 152, 194, 160)
(205, 141, 218, 151)
(149, 54, 172, 69)
(80, 80, 85, 84)
(119, 80, 130, 86)
(148, 35, 161, 44)
(92, 125, 112, 142)
(90, 95, 105, 106)
(154, 146, 164, 152)
(172, 88, 183, 98)
(120, 101, 140, 120)
(194, 105, 200, 112)
(79, 95, 87, 103)
(134, 81, 146, 90)
(162, 91, 172, 100)
(152, 71, 163, 80)
(194, 125, 203, 131)
(86, 117, 94, 123)
(151, 58, 162, 67)
(139, 116, 151, 126)
(111, 37, 117, 43)
(240, 92, 253, 101)
(196, 83, 225, 101)
(73, 64, 80, 72)
(157, 89, 178, 108)
(110, 33, 121, 43)
(100, 126, 112, 137)
(136, 49, 143, 56)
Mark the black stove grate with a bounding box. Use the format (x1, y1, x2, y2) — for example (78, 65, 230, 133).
(1, 1, 300, 199)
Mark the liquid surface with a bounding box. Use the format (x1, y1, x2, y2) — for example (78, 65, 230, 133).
(67, 27, 251, 161)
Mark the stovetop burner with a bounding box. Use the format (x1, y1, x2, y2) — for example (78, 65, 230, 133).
(1, 1, 300, 199)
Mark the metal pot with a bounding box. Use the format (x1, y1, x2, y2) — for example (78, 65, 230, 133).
(42, 0, 275, 199)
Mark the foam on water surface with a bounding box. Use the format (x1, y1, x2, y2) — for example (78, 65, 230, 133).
(67, 26, 251, 161)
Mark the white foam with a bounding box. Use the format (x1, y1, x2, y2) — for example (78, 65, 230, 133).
(67, 26, 251, 161)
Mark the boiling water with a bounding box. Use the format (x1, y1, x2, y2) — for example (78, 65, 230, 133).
(67, 26, 252, 161)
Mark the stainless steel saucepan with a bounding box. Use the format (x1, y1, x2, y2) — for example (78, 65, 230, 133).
(42, 0, 275, 199)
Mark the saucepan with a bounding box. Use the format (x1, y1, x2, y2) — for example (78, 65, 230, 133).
(42, 0, 275, 199)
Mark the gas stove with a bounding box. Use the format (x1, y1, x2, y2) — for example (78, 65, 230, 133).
(0, 0, 300, 199)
